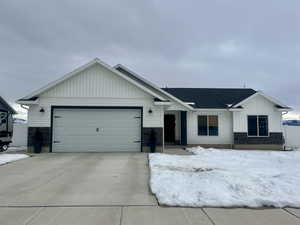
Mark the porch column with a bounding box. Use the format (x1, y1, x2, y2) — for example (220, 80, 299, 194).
(180, 111, 187, 145)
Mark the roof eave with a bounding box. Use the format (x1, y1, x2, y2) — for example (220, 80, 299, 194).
(276, 107, 293, 112)
(16, 98, 39, 105)
(228, 108, 244, 111)
(193, 108, 229, 111)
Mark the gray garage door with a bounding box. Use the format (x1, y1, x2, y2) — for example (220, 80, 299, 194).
(52, 108, 141, 152)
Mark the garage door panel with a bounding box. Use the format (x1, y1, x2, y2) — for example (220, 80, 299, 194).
(54, 144, 141, 152)
(52, 108, 141, 152)
(58, 136, 140, 144)
(54, 120, 140, 127)
(54, 110, 140, 117)
(53, 129, 140, 138)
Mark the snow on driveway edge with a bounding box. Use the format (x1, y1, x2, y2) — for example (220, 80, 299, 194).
(0, 154, 29, 166)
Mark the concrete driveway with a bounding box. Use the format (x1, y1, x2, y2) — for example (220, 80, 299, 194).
(0, 153, 157, 206)
(1, 152, 300, 225)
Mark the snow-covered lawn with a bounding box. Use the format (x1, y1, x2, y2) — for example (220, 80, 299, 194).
(149, 147, 300, 208)
(0, 154, 29, 165)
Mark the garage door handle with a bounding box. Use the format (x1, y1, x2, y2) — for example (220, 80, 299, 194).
(134, 141, 141, 143)
(134, 116, 141, 119)
(53, 141, 60, 143)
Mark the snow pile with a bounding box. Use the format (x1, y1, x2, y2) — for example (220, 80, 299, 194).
(149, 147, 300, 207)
(0, 154, 29, 165)
(6, 146, 27, 152)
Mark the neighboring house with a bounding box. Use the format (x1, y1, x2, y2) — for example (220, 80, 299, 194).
(283, 120, 300, 126)
(0, 96, 16, 150)
(283, 125, 300, 149)
(282, 121, 300, 149)
(17, 58, 291, 153)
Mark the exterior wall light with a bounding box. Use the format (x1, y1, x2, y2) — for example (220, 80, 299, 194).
(39, 107, 45, 113)
(148, 108, 153, 114)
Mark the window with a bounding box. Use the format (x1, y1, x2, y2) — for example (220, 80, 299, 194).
(258, 116, 268, 136)
(247, 115, 268, 136)
(198, 115, 218, 136)
(209, 115, 218, 136)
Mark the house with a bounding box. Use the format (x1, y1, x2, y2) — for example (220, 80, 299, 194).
(0, 96, 16, 150)
(283, 120, 300, 126)
(17, 58, 291, 153)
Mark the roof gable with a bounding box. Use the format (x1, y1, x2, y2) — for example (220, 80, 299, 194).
(40, 63, 152, 99)
(233, 91, 290, 109)
(18, 59, 167, 101)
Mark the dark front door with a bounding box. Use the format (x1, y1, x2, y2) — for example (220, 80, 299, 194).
(164, 114, 176, 143)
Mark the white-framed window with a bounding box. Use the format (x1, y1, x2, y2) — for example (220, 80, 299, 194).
(198, 115, 218, 136)
(247, 115, 269, 136)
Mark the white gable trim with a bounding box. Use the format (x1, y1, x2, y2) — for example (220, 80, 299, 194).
(114, 64, 193, 110)
(233, 91, 290, 109)
(20, 58, 168, 101)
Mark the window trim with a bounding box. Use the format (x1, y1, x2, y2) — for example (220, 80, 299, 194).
(247, 115, 269, 137)
(197, 115, 219, 136)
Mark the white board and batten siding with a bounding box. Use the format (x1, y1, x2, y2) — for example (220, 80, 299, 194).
(233, 94, 283, 133)
(52, 108, 142, 152)
(27, 63, 164, 128)
(187, 110, 233, 145)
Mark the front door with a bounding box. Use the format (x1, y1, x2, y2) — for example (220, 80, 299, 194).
(164, 114, 176, 143)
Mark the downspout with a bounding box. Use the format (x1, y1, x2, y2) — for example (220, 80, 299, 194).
(231, 109, 235, 149)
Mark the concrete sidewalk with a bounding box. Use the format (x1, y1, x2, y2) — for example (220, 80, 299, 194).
(1, 206, 299, 225)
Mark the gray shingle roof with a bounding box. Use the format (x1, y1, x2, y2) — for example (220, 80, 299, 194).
(162, 88, 257, 109)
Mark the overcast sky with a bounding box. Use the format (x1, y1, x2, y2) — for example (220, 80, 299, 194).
(0, 0, 299, 119)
